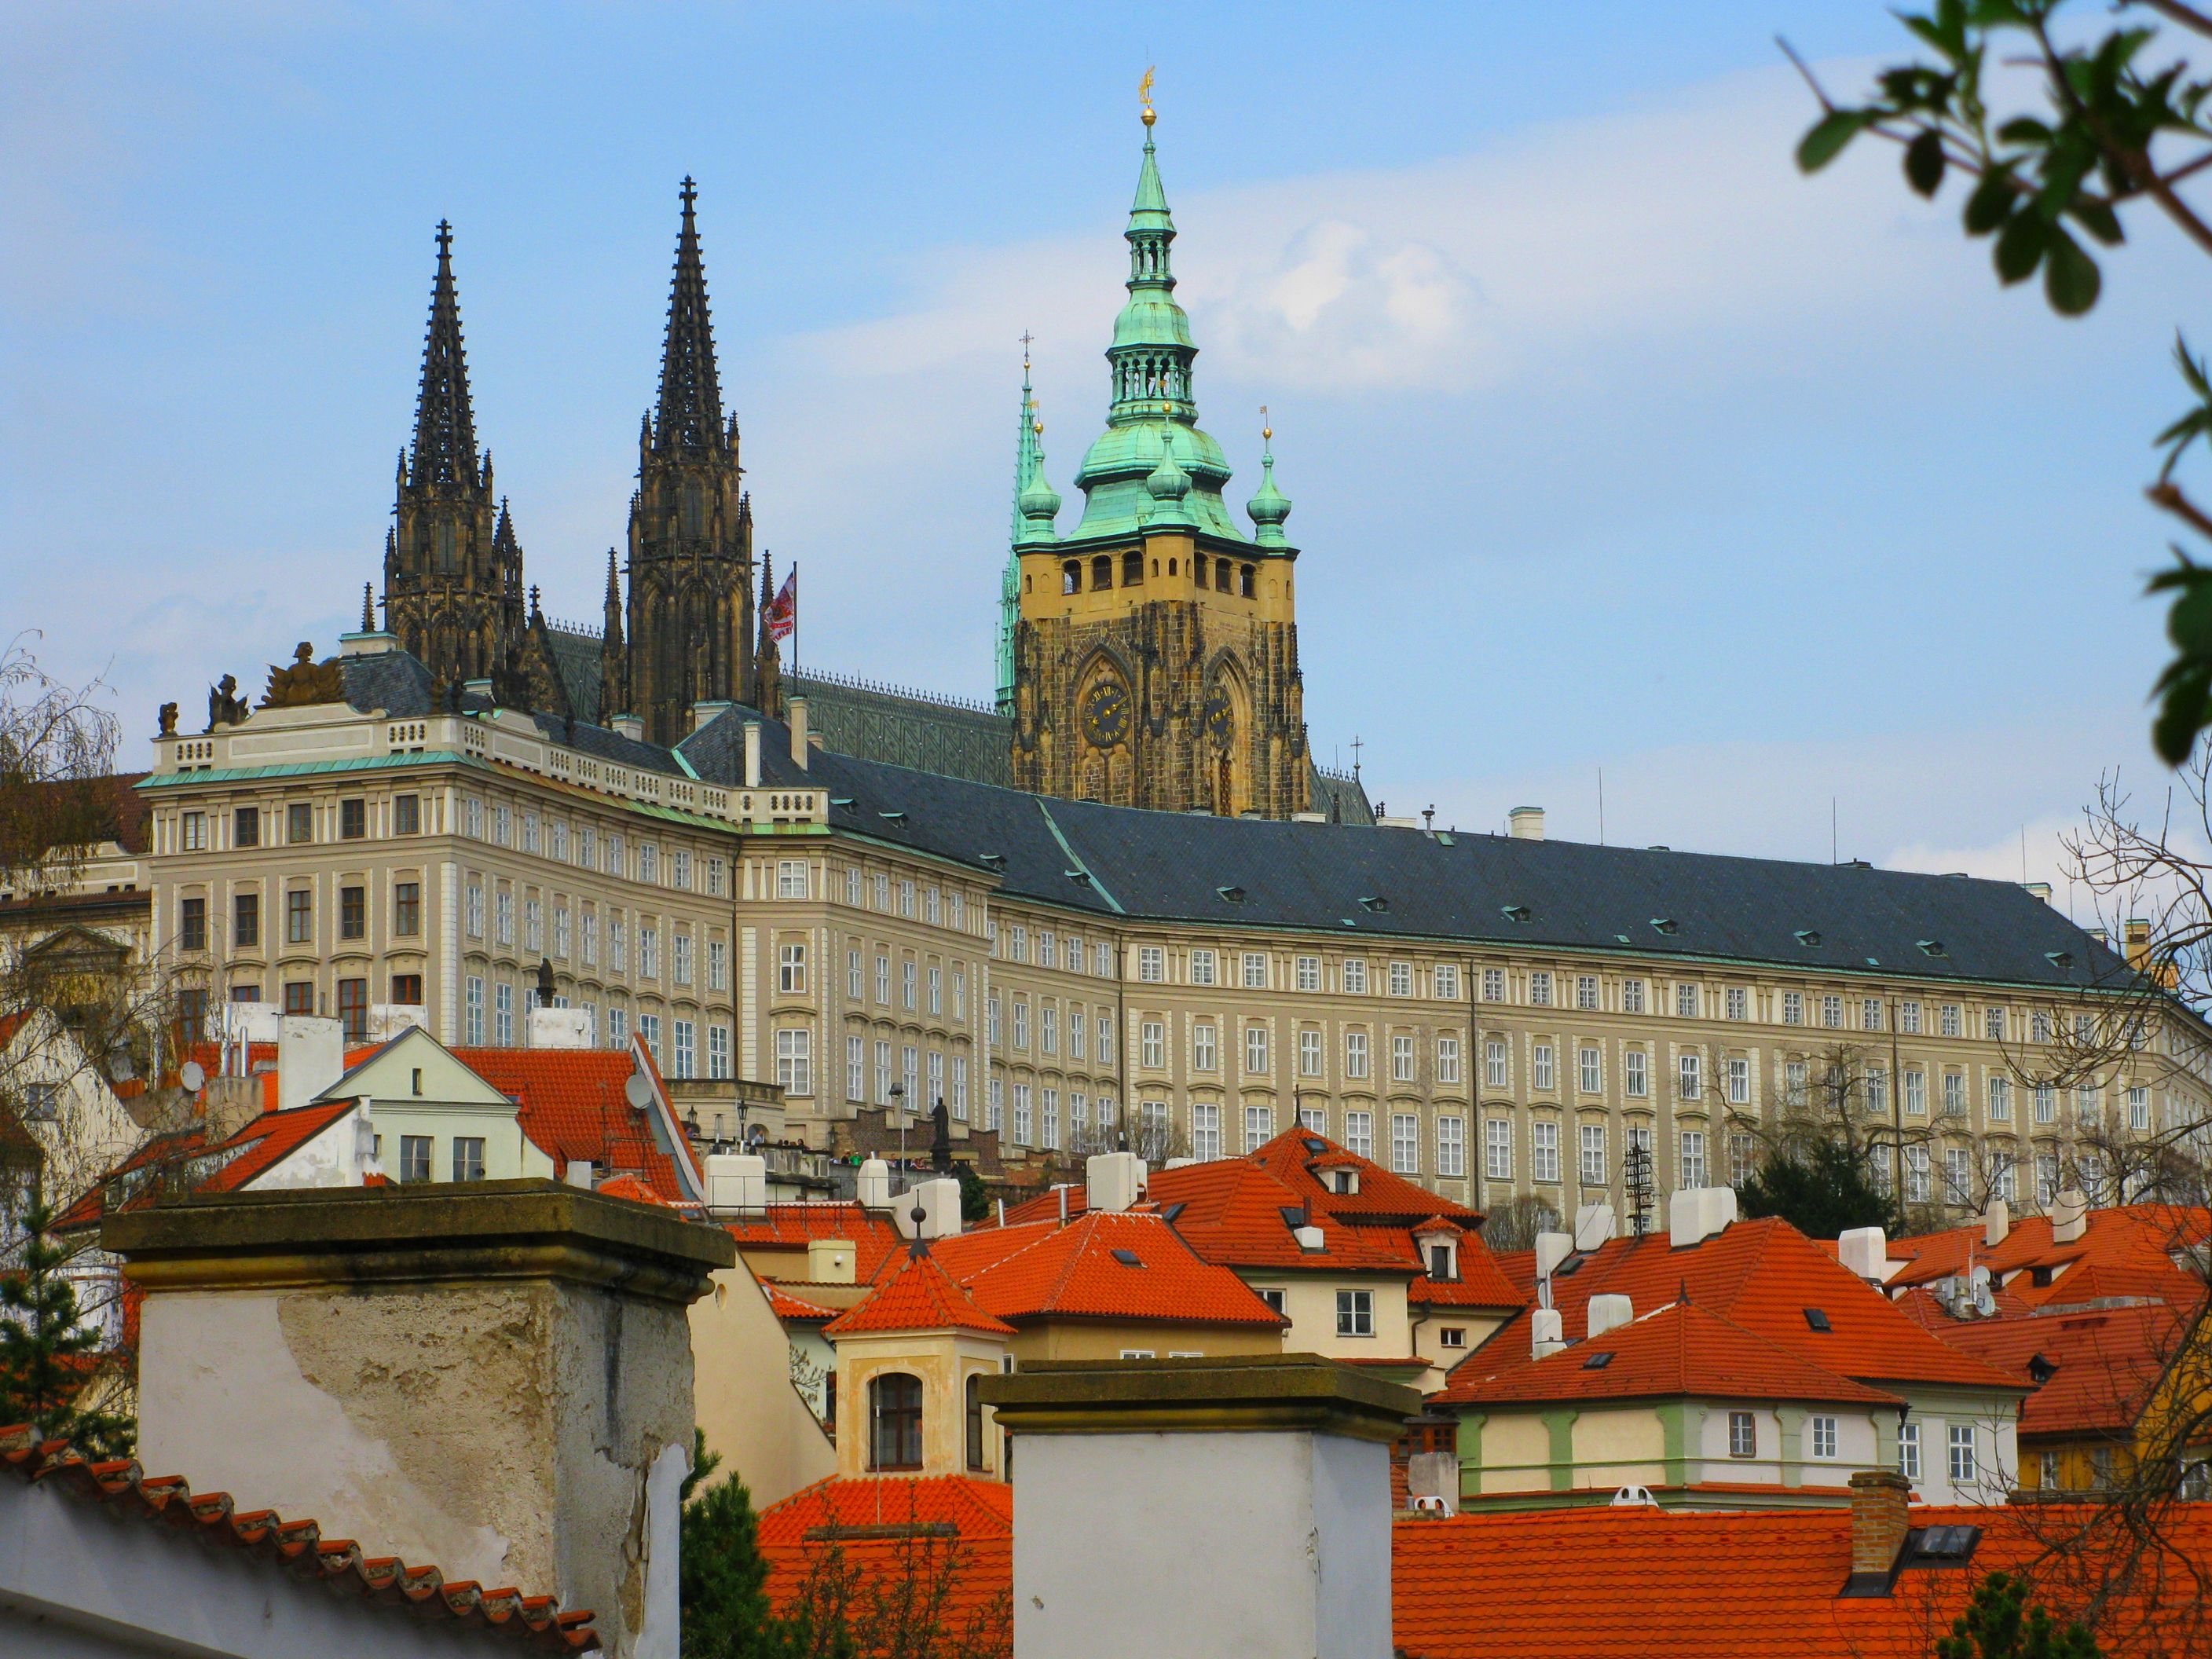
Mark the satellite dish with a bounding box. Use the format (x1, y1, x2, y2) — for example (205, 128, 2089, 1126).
(179, 1060, 206, 1093)
(624, 1073, 654, 1111)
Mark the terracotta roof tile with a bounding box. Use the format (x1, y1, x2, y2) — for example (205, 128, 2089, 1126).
(822, 1248, 1016, 1338)
(1932, 1302, 2191, 1437)
(1478, 1218, 2024, 1395)
(758, 1476, 1012, 1635)
(725, 1202, 905, 1283)
(452, 1046, 697, 1205)
(928, 1211, 1284, 1327)
(1437, 1298, 1903, 1408)
(0, 1425, 594, 1650)
(52, 1101, 359, 1231)
(1886, 1205, 2212, 1316)
(765, 1284, 837, 1321)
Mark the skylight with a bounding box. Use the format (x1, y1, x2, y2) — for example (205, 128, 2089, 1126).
(1111, 1248, 1144, 1268)
(1581, 1351, 1615, 1370)
(1803, 1308, 1832, 1331)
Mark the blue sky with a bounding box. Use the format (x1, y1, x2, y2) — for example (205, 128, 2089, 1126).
(4, 2, 2205, 909)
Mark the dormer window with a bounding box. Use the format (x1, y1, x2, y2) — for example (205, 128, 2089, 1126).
(1502, 903, 1532, 924)
(1426, 1239, 1459, 1282)
(1320, 1167, 1361, 1196)
(1795, 929, 1822, 947)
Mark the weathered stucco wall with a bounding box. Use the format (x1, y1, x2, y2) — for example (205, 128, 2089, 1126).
(689, 1265, 837, 1510)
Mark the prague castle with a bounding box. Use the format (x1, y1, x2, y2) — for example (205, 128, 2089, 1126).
(130, 108, 2209, 1220)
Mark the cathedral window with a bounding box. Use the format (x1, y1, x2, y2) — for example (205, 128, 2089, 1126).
(434, 521, 458, 574)
(681, 481, 706, 540)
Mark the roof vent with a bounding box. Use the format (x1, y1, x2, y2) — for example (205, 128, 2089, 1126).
(1918, 939, 1946, 958)
(2027, 1351, 2057, 1386)
(1650, 917, 1678, 936)
(1218, 884, 1247, 903)
(2045, 950, 2075, 969)
(1293, 1223, 1327, 1252)
(878, 809, 906, 823)
(830, 796, 855, 808)
(1501, 903, 1532, 923)
(977, 852, 1006, 870)
(1359, 895, 1389, 913)
(1804, 1307, 1832, 1331)
(1795, 929, 1822, 947)
(1065, 870, 1092, 885)
(1610, 1485, 1658, 1507)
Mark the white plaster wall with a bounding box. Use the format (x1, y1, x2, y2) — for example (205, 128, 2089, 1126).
(1265, 1277, 1413, 1361)
(689, 1265, 836, 1509)
(1013, 1429, 1391, 1659)
(1902, 1396, 2020, 1505)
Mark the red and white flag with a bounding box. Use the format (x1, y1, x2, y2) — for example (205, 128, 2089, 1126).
(766, 569, 797, 642)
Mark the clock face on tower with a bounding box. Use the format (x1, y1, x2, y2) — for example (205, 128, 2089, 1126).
(1082, 680, 1131, 748)
(1203, 688, 1234, 745)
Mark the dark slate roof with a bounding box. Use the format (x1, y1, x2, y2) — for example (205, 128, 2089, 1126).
(1309, 763, 1372, 824)
(787, 668, 1013, 786)
(544, 626, 605, 726)
(681, 704, 2128, 994)
(339, 650, 435, 718)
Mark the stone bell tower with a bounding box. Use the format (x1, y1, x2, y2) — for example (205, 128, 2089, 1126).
(1009, 104, 1307, 818)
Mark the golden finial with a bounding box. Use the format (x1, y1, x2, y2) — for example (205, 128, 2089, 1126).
(1034, 418, 1044, 438)
(1261, 404, 1272, 442)
(1140, 66, 1156, 128)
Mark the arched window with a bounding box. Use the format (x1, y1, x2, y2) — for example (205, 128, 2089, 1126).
(1240, 565, 1256, 599)
(434, 521, 458, 575)
(966, 1373, 987, 1470)
(681, 481, 705, 539)
(1091, 555, 1112, 591)
(1216, 558, 1232, 591)
(1192, 558, 1207, 590)
(1062, 562, 1081, 595)
(1122, 551, 1143, 586)
(870, 1372, 923, 1470)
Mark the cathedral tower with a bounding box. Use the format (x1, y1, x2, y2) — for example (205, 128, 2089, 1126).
(383, 222, 523, 687)
(1009, 106, 1308, 817)
(615, 178, 753, 745)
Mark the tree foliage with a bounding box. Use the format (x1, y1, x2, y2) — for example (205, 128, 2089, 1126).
(1736, 1137, 1895, 1239)
(0, 1199, 134, 1458)
(1936, 1571, 2102, 1659)
(1791, 0, 2212, 760)
(680, 1441, 779, 1659)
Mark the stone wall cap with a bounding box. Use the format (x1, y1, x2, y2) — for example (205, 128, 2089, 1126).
(977, 1352, 1419, 1443)
(104, 1178, 736, 1280)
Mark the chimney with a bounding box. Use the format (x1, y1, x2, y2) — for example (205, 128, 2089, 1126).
(1507, 805, 1545, 841)
(1573, 1202, 1615, 1251)
(705, 1152, 768, 1214)
(1586, 1293, 1633, 1340)
(1848, 1470, 1913, 1581)
(526, 1005, 594, 1049)
(788, 697, 809, 769)
(891, 1176, 963, 1240)
(565, 1159, 595, 1189)
(2050, 1187, 2089, 1244)
(1838, 1225, 1889, 1282)
(1531, 1306, 1566, 1359)
(689, 699, 733, 734)
(108, 1182, 734, 1659)
(2023, 881, 2053, 904)
(806, 1236, 856, 1284)
(611, 713, 645, 742)
(2126, 917, 2153, 969)
(742, 720, 763, 789)
(982, 1357, 1414, 1659)
(1668, 1186, 1738, 1250)
(276, 1015, 344, 1114)
(1533, 1230, 1574, 1282)
(200, 1074, 263, 1144)
(1086, 1151, 1147, 1214)
(1983, 1198, 2009, 1249)
(855, 1157, 892, 1210)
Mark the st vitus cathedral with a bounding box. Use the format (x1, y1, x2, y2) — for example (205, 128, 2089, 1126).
(1002, 104, 1310, 819)
(379, 181, 757, 747)
(372, 114, 1347, 819)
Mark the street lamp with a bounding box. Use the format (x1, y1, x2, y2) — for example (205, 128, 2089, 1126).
(889, 1082, 906, 1190)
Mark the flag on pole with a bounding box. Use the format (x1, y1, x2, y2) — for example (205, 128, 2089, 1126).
(766, 569, 797, 642)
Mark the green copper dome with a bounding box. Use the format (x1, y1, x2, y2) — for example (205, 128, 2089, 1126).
(1247, 442, 1291, 548)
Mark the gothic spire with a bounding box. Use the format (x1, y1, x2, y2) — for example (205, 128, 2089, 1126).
(361, 584, 375, 632)
(652, 178, 726, 453)
(409, 220, 482, 489)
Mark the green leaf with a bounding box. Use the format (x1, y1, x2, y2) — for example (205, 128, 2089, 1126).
(2042, 228, 2100, 314)
(1798, 109, 1867, 173)
(1994, 211, 2049, 284)
(1964, 170, 2016, 235)
(2067, 197, 2124, 246)
(1997, 115, 2054, 146)
(1905, 129, 1948, 196)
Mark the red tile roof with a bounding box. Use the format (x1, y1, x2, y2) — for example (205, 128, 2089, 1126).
(822, 1248, 1016, 1339)
(52, 1100, 359, 1231)
(1478, 1218, 2024, 1395)
(1436, 1298, 1903, 1408)
(1146, 1155, 1423, 1273)
(927, 1211, 1284, 1328)
(757, 1476, 1012, 1638)
(1885, 1206, 2212, 1315)
(2, 1426, 595, 1650)
(724, 1202, 905, 1283)
(1247, 1128, 1483, 1223)
(1932, 1302, 2191, 1437)
(765, 1284, 837, 1321)
(1391, 1500, 2212, 1659)
(452, 1046, 698, 1205)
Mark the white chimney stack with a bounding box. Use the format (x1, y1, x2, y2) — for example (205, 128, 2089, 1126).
(2050, 1187, 2089, 1244)
(789, 697, 810, 768)
(855, 1157, 892, 1210)
(1586, 1294, 1633, 1340)
(889, 1176, 964, 1240)
(1531, 1306, 1566, 1359)
(1508, 805, 1546, 841)
(743, 720, 763, 789)
(1573, 1203, 1616, 1252)
(1533, 1230, 1574, 1282)
(1086, 1151, 1147, 1214)
(1983, 1198, 2010, 1249)
(705, 1152, 768, 1214)
(277, 1015, 344, 1114)
(1838, 1225, 1889, 1283)
(1668, 1186, 1738, 1250)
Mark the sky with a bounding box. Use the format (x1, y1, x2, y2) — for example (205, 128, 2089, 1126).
(5, 1, 2207, 915)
